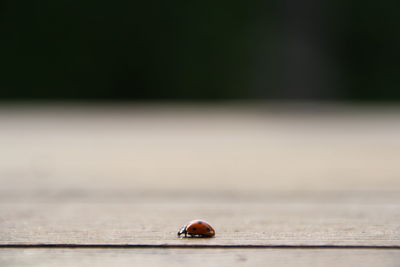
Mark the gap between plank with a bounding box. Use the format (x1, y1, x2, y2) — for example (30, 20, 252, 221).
(1, 244, 399, 249)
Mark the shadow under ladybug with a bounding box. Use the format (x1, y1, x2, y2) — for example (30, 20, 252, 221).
(177, 220, 215, 238)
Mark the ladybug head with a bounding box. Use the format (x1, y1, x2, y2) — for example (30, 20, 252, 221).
(177, 225, 187, 236)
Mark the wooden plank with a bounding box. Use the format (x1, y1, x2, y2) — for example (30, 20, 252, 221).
(1, 193, 399, 246)
(1, 248, 400, 267)
(1, 104, 400, 247)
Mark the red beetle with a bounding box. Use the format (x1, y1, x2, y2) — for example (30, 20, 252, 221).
(177, 219, 215, 238)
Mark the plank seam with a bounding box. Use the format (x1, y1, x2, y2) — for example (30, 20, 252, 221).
(1, 244, 399, 249)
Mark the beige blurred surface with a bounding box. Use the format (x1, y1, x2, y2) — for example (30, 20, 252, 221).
(1, 102, 400, 195)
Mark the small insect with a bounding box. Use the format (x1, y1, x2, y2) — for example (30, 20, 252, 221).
(177, 219, 215, 238)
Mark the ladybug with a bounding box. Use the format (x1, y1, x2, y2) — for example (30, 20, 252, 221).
(177, 219, 215, 238)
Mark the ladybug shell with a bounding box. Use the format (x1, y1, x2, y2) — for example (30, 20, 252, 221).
(185, 220, 215, 237)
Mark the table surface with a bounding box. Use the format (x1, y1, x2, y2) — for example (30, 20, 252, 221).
(1, 103, 400, 266)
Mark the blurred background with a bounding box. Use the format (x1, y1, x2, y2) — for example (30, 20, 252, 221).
(1, 0, 399, 101)
(1, 0, 400, 198)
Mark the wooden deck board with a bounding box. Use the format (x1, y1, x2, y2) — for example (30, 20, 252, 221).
(2, 248, 400, 267)
(1, 104, 400, 265)
(1, 192, 399, 246)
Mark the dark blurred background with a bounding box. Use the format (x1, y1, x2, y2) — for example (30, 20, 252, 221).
(1, 0, 399, 101)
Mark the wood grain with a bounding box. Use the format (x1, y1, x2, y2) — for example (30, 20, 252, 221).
(1, 248, 400, 267)
(1, 192, 399, 246)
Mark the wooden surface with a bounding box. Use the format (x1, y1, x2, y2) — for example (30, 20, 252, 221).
(1, 103, 400, 265)
(1, 249, 400, 267)
(1, 193, 400, 246)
